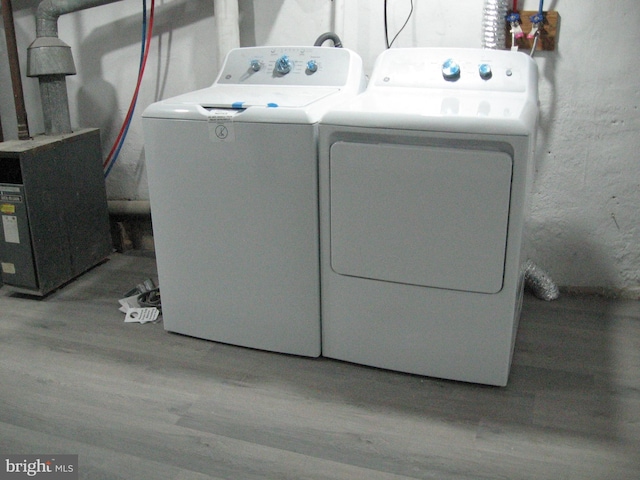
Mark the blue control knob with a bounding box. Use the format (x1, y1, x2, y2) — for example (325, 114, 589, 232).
(479, 63, 492, 80)
(442, 59, 461, 81)
(306, 59, 318, 73)
(275, 55, 292, 75)
(250, 60, 261, 72)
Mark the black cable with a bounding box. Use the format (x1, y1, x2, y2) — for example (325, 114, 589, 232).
(384, 0, 415, 49)
(384, 0, 390, 48)
(138, 288, 161, 313)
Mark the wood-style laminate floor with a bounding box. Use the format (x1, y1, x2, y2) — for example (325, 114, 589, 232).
(1, 253, 639, 479)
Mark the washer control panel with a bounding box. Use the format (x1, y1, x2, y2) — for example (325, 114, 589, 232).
(216, 46, 358, 86)
(372, 47, 536, 93)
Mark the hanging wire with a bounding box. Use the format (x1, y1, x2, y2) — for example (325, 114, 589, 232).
(384, 0, 414, 49)
(104, 0, 155, 178)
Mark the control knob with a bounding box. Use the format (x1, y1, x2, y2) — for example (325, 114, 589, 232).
(479, 63, 492, 80)
(275, 55, 293, 75)
(306, 59, 318, 73)
(250, 60, 262, 72)
(442, 58, 461, 81)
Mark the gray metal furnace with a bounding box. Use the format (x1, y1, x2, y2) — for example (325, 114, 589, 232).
(0, 128, 112, 296)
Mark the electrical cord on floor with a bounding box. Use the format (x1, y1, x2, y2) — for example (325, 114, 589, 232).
(138, 287, 161, 313)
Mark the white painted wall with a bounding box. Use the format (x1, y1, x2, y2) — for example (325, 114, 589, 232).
(1, 0, 639, 293)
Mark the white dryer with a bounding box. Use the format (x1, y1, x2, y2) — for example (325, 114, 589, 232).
(318, 48, 538, 385)
(143, 46, 364, 357)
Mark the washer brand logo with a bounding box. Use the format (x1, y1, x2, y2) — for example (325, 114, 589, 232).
(1, 456, 77, 479)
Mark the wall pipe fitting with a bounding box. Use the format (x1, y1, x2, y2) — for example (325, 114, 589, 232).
(26, 0, 123, 135)
(2, 0, 31, 139)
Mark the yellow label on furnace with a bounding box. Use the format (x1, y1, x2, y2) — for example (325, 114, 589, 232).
(0, 204, 15, 214)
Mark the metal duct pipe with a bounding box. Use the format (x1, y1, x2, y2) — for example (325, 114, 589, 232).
(214, 0, 240, 71)
(481, 0, 508, 49)
(39, 75, 72, 135)
(2, 0, 31, 139)
(35, 0, 122, 38)
(27, 0, 123, 135)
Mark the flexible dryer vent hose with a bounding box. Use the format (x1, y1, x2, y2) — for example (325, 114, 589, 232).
(525, 260, 560, 301)
(482, 0, 508, 49)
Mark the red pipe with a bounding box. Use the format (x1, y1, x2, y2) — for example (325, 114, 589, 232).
(103, 0, 155, 171)
(1, 0, 30, 139)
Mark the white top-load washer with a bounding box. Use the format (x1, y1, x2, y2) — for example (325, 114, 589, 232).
(318, 47, 538, 385)
(142, 46, 364, 357)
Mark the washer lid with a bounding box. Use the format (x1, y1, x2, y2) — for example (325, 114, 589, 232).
(142, 86, 345, 122)
(144, 84, 338, 111)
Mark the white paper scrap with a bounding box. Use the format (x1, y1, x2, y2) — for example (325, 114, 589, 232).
(124, 307, 160, 324)
(118, 294, 141, 313)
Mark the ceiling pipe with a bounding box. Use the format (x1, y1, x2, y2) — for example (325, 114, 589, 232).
(2, 0, 31, 139)
(26, 0, 123, 135)
(213, 0, 239, 72)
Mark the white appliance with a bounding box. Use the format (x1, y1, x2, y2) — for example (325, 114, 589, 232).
(318, 48, 538, 385)
(143, 46, 364, 357)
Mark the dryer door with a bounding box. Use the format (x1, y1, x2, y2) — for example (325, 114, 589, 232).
(329, 141, 512, 294)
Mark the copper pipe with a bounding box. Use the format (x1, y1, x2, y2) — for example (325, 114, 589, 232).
(1, 0, 31, 139)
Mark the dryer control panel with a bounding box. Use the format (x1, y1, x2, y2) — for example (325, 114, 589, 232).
(370, 47, 537, 94)
(320, 47, 538, 134)
(216, 46, 359, 87)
